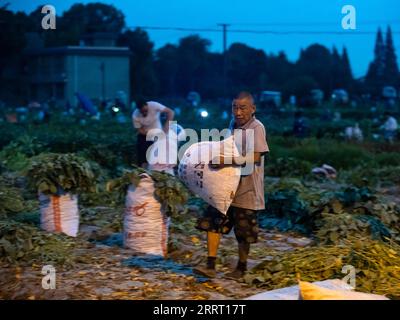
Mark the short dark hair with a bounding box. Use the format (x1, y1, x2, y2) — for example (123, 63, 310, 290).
(135, 98, 147, 110)
(235, 91, 254, 104)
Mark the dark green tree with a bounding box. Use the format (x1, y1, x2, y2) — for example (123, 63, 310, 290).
(0, 6, 33, 103)
(175, 35, 211, 96)
(340, 46, 354, 90)
(282, 75, 318, 105)
(366, 28, 386, 94)
(155, 44, 179, 97)
(28, 3, 126, 46)
(296, 44, 333, 96)
(331, 46, 342, 89)
(117, 28, 158, 99)
(226, 43, 267, 95)
(264, 51, 295, 91)
(383, 26, 399, 86)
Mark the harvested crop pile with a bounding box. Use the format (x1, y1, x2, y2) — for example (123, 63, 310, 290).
(25, 153, 100, 195)
(107, 166, 190, 216)
(0, 219, 86, 266)
(261, 181, 400, 244)
(260, 189, 312, 234)
(0, 185, 25, 217)
(245, 237, 400, 299)
(0, 136, 46, 172)
(315, 213, 393, 244)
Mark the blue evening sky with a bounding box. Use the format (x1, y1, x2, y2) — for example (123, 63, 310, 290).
(8, 0, 400, 77)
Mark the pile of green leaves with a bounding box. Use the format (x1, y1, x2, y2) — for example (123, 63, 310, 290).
(0, 219, 79, 266)
(310, 186, 400, 243)
(25, 153, 100, 195)
(244, 237, 400, 299)
(368, 202, 400, 236)
(106, 165, 147, 194)
(260, 190, 313, 234)
(336, 186, 376, 206)
(0, 175, 25, 217)
(107, 166, 190, 216)
(262, 178, 329, 235)
(0, 136, 46, 172)
(315, 213, 392, 244)
(311, 186, 375, 215)
(0, 186, 25, 217)
(261, 183, 400, 245)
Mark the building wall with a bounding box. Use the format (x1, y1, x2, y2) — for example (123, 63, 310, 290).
(66, 54, 130, 107)
(29, 55, 67, 103)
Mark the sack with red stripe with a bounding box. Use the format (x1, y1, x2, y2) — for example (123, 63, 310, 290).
(39, 192, 79, 237)
(123, 173, 169, 257)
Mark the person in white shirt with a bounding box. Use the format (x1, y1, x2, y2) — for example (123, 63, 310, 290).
(345, 123, 363, 142)
(381, 112, 398, 143)
(353, 123, 363, 142)
(132, 99, 174, 168)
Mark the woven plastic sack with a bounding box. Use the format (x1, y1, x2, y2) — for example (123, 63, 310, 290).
(123, 173, 169, 257)
(178, 135, 241, 214)
(39, 192, 79, 237)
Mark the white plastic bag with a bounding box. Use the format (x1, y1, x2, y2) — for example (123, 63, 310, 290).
(178, 136, 241, 214)
(123, 174, 170, 257)
(39, 192, 79, 237)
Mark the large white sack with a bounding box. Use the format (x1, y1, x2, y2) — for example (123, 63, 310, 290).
(169, 123, 186, 141)
(178, 136, 241, 214)
(123, 173, 170, 257)
(39, 192, 79, 237)
(147, 137, 176, 175)
(147, 124, 185, 175)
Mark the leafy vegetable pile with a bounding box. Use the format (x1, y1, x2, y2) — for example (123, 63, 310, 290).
(245, 237, 400, 299)
(25, 153, 100, 195)
(107, 166, 190, 216)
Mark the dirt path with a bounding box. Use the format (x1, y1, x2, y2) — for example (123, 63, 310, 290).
(0, 221, 311, 300)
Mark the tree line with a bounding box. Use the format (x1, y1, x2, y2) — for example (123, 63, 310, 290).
(0, 2, 399, 104)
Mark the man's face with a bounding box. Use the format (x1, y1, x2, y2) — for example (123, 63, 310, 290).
(140, 104, 148, 117)
(232, 97, 255, 126)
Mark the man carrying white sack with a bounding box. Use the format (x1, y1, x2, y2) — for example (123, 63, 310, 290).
(132, 98, 175, 168)
(194, 91, 269, 280)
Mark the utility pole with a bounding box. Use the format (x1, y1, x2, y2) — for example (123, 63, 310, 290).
(218, 23, 230, 103)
